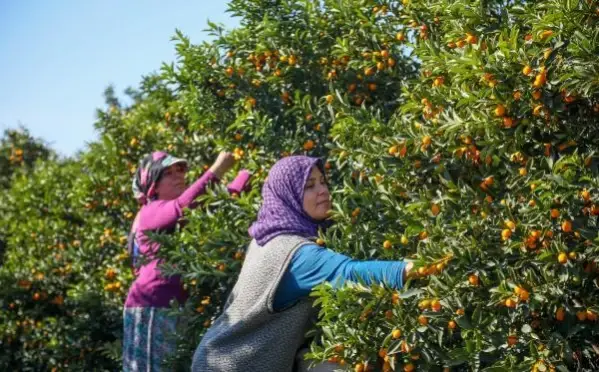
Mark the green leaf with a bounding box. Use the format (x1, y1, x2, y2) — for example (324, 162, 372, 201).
(399, 289, 422, 299)
(472, 305, 483, 326)
(456, 316, 473, 329)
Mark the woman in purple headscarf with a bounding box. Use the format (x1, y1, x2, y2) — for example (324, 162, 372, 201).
(192, 155, 413, 372)
(123, 150, 250, 371)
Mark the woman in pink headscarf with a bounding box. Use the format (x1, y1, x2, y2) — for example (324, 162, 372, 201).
(123, 150, 250, 371)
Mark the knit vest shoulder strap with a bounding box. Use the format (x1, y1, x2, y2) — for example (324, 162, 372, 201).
(192, 235, 317, 372)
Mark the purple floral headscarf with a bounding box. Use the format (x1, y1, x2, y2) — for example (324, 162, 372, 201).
(248, 156, 331, 246)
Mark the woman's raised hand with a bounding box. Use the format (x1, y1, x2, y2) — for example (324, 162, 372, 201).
(209, 152, 236, 178)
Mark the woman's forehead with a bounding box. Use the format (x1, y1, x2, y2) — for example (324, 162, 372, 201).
(165, 163, 187, 172)
(308, 166, 323, 176)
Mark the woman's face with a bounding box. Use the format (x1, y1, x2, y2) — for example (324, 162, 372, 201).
(155, 163, 187, 200)
(303, 166, 331, 221)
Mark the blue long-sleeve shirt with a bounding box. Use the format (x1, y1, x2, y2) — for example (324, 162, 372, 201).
(273, 244, 407, 310)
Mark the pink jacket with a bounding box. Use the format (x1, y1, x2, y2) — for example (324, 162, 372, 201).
(125, 170, 250, 308)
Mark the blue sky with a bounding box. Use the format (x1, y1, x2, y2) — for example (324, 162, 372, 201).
(0, 1, 236, 157)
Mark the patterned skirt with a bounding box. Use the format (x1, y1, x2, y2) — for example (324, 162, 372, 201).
(123, 307, 182, 371)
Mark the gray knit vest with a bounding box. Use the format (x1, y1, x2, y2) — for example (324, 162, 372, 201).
(192, 235, 317, 372)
